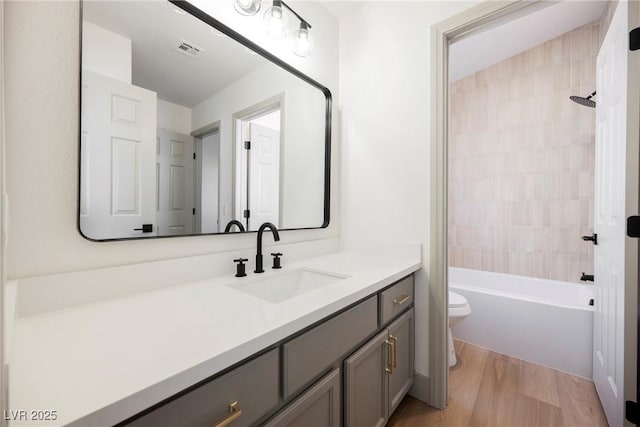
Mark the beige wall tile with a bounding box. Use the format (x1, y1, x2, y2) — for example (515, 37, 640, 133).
(448, 21, 598, 284)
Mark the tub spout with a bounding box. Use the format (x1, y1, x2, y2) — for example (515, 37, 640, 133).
(580, 272, 594, 282)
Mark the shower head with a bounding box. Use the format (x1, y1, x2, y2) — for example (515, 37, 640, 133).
(570, 91, 596, 108)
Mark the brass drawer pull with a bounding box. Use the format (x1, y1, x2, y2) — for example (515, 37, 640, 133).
(393, 294, 411, 305)
(389, 335, 398, 369)
(214, 401, 242, 427)
(385, 340, 394, 373)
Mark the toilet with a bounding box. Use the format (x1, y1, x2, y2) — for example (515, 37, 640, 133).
(448, 291, 471, 367)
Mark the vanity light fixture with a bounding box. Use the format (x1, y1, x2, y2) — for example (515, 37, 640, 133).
(234, 0, 262, 16)
(293, 21, 314, 57)
(263, 0, 289, 39)
(234, 0, 314, 57)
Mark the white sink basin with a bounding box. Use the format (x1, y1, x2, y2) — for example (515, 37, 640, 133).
(228, 269, 349, 303)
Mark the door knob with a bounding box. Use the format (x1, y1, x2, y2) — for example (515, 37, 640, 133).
(581, 233, 598, 245)
(134, 224, 153, 233)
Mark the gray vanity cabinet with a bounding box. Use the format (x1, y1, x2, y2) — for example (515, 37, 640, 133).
(344, 309, 415, 427)
(388, 309, 415, 415)
(283, 296, 378, 399)
(344, 330, 390, 427)
(126, 349, 279, 427)
(122, 275, 415, 427)
(264, 369, 341, 427)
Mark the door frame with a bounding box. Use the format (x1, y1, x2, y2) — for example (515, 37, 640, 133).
(192, 120, 221, 234)
(0, 1, 7, 424)
(624, 2, 640, 422)
(427, 0, 632, 408)
(232, 94, 285, 229)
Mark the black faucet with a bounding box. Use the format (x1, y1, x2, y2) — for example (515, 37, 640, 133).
(255, 222, 280, 273)
(224, 220, 246, 233)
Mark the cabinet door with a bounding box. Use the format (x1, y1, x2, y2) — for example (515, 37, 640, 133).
(264, 369, 341, 427)
(344, 330, 390, 427)
(388, 308, 414, 416)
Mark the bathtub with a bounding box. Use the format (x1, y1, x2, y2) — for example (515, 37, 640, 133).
(449, 267, 594, 378)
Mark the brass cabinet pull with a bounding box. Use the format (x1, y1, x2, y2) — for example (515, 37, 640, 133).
(393, 294, 411, 305)
(214, 401, 242, 427)
(389, 335, 398, 369)
(385, 340, 394, 373)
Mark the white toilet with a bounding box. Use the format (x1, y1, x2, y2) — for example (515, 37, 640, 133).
(448, 291, 471, 367)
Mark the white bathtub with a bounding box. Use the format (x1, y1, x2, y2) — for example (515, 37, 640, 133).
(449, 267, 594, 378)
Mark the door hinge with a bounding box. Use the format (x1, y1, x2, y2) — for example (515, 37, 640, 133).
(192, 208, 196, 215)
(626, 401, 638, 424)
(631, 27, 640, 51)
(627, 216, 640, 238)
(244, 140, 251, 150)
(193, 152, 196, 160)
(243, 209, 250, 219)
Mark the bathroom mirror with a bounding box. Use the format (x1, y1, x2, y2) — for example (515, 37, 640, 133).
(79, 0, 331, 241)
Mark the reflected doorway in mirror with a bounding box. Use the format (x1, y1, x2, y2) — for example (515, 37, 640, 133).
(235, 102, 282, 232)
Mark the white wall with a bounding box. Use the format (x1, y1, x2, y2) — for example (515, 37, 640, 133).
(339, 1, 478, 380)
(81, 21, 131, 84)
(4, 1, 338, 279)
(192, 62, 326, 230)
(157, 99, 192, 136)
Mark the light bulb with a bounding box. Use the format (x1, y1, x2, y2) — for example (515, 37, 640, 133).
(263, 1, 289, 39)
(234, 0, 261, 16)
(293, 22, 314, 57)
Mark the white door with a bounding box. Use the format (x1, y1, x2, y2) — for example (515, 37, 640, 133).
(156, 129, 194, 236)
(80, 71, 157, 239)
(197, 130, 220, 234)
(593, 2, 640, 426)
(248, 122, 280, 230)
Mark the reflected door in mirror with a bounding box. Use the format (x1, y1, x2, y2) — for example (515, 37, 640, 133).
(80, 71, 157, 240)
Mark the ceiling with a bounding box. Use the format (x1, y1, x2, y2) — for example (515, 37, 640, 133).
(319, 1, 363, 19)
(449, 0, 607, 82)
(83, 1, 268, 108)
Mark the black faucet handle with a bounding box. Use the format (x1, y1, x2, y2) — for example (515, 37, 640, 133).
(234, 258, 248, 277)
(271, 253, 283, 269)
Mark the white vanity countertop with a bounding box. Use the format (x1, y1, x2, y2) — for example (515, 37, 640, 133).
(9, 248, 420, 426)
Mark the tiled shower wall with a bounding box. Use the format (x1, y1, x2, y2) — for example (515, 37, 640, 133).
(448, 21, 599, 283)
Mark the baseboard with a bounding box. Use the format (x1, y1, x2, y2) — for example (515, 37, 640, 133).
(408, 372, 429, 403)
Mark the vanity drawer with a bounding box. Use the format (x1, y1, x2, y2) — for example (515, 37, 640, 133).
(380, 275, 414, 325)
(127, 349, 279, 427)
(283, 296, 378, 398)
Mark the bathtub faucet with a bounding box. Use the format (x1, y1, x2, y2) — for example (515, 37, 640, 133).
(580, 272, 594, 282)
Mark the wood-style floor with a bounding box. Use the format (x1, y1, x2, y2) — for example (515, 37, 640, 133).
(388, 340, 608, 427)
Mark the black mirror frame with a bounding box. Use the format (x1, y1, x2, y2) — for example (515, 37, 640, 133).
(77, 0, 332, 242)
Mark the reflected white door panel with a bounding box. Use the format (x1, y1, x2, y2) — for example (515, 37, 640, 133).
(157, 129, 194, 236)
(248, 122, 280, 230)
(80, 71, 157, 239)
